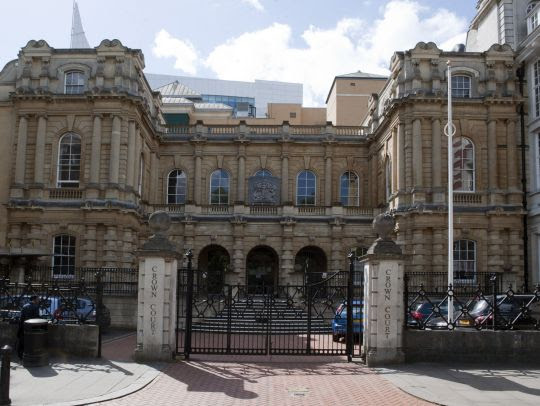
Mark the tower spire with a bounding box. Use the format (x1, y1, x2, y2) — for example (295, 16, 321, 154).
(70, 0, 90, 48)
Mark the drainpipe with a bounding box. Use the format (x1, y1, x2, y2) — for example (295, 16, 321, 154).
(517, 63, 529, 291)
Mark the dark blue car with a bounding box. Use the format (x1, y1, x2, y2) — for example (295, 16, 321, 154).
(332, 300, 364, 342)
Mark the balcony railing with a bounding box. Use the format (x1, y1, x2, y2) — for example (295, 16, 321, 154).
(201, 205, 232, 215)
(48, 188, 83, 199)
(152, 204, 185, 213)
(164, 123, 370, 138)
(296, 206, 326, 216)
(249, 205, 279, 216)
(453, 193, 483, 205)
(344, 206, 373, 216)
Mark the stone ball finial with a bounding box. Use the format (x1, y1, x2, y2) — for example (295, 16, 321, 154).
(373, 212, 395, 241)
(149, 211, 171, 236)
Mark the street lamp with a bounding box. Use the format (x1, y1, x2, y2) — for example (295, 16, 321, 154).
(444, 61, 456, 324)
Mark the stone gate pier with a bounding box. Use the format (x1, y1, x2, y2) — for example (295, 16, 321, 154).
(134, 211, 181, 362)
(361, 213, 405, 367)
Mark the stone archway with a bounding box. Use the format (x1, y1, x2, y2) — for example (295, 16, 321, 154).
(294, 246, 328, 285)
(198, 245, 230, 293)
(246, 245, 279, 293)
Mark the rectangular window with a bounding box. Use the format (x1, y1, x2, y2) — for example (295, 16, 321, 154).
(64, 71, 85, 94)
(451, 75, 471, 98)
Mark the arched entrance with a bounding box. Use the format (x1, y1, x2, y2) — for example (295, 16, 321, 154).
(198, 245, 230, 293)
(246, 245, 279, 293)
(294, 246, 327, 285)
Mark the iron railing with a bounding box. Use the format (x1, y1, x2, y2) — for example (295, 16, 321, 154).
(405, 273, 540, 331)
(0, 277, 104, 325)
(2, 267, 138, 296)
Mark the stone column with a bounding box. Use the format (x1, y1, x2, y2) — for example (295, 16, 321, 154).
(412, 119, 423, 202)
(280, 219, 295, 283)
(134, 212, 180, 362)
(391, 128, 398, 195)
(324, 155, 332, 206)
(194, 153, 202, 205)
(103, 226, 118, 268)
(151, 152, 159, 204)
(82, 225, 97, 267)
(237, 154, 245, 203)
(33, 115, 47, 186)
(109, 116, 121, 186)
(506, 119, 518, 191)
(397, 123, 405, 192)
(330, 223, 343, 272)
(126, 121, 136, 190)
(432, 119, 443, 203)
(89, 115, 102, 194)
(14, 116, 28, 188)
(281, 153, 289, 204)
(487, 120, 498, 205)
(135, 128, 143, 196)
(362, 213, 405, 367)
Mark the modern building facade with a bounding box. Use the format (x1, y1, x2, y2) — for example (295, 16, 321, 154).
(466, 0, 539, 286)
(0, 38, 526, 291)
(146, 73, 303, 119)
(326, 71, 387, 126)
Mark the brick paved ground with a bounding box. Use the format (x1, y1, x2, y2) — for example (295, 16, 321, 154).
(96, 354, 433, 406)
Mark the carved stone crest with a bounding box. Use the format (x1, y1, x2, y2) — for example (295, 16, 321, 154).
(248, 176, 280, 205)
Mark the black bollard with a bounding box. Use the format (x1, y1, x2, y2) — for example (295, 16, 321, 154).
(0, 345, 11, 406)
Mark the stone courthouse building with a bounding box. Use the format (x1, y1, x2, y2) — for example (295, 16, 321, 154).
(0, 38, 527, 290)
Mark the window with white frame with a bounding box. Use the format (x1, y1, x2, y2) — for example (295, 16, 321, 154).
(167, 169, 186, 204)
(52, 235, 76, 277)
(453, 137, 475, 191)
(451, 75, 471, 98)
(64, 71, 85, 94)
(534, 60, 540, 118)
(296, 170, 316, 206)
(453, 239, 476, 281)
(254, 169, 272, 177)
(210, 169, 230, 204)
(340, 171, 359, 206)
(57, 133, 81, 188)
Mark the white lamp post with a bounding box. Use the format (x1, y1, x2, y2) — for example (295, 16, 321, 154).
(444, 61, 456, 324)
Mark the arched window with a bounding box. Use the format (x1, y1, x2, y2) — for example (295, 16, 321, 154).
(296, 170, 316, 206)
(453, 239, 476, 281)
(65, 71, 85, 94)
(167, 170, 187, 204)
(52, 235, 76, 277)
(254, 169, 272, 177)
(57, 133, 81, 188)
(451, 75, 471, 98)
(385, 158, 392, 200)
(340, 171, 360, 206)
(210, 169, 230, 204)
(453, 137, 475, 192)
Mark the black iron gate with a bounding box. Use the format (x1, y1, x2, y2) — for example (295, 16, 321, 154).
(176, 251, 364, 359)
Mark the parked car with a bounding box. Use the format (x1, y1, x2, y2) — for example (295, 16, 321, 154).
(455, 294, 540, 329)
(332, 300, 363, 342)
(0, 295, 110, 327)
(408, 299, 451, 328)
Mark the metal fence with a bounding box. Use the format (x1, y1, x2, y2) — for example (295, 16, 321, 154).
(1, 267, 139, 296)
(0, 277, 105, 325)
(405, 272, 540, 331)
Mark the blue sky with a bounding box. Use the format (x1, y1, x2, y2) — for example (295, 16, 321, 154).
(0, 0, 477, 105)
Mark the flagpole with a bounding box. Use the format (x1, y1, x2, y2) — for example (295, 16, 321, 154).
(445, 61, 455, 325)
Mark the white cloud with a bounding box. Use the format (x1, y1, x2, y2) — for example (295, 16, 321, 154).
(152, 29, 199, 75)
(154, 0, 468, 106)
(241, 0, 264, 12)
